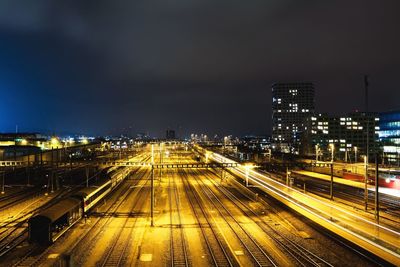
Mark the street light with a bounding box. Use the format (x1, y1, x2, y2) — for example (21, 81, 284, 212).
(330, 144, 335, 163)
(51, 137, 59, 148)
(354, 146, 358, 163)
(315, 144, 319, 162)
(244, 163, 255, 187)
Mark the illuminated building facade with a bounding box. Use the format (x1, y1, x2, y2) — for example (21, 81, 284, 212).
(303, 112, 379, 161)
(272, 82, 315, 153)
(0, 133, 47, 147)
(379, 111, 400, 163)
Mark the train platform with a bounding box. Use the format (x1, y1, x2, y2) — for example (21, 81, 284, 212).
(209, 152, 400, 265)
(292, 170, 400, 198)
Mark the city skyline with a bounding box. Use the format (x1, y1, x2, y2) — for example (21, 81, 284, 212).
(1, 1, 400, 137)
(1, 2, 400, 265)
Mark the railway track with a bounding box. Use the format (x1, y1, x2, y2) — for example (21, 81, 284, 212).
(180, 169, 236, 267)
(169, 170, 190, 267)
(301, 180, 400, 224)
(98, 170, 150, 266)
(11, 245, 50, 267)
(0, 188, 73, 259)
(204, 170, 334, 267)
(67, 167, 149, 266)
(191, 169, 278, 267)
(0, 188, 44, 212)
(7, 156, 149, 266)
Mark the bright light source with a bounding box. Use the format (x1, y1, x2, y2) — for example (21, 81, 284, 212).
(21, 139, 28, 145)
(51, 137, 59, 147)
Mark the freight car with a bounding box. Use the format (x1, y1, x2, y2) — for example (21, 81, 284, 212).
(28, 167, 130, 244)
(28, 198, 81, 245)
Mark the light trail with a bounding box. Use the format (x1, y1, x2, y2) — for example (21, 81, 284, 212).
(207, 150, 400, 264)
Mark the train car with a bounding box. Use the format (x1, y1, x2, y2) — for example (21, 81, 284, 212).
(72, 180, 112, 213)
(28, 166, 131, 244)
(72, 167, 130, 212)
(375, 170, 400, 189)
(343, 171, 400, 189)
(28, 198, 82, 245)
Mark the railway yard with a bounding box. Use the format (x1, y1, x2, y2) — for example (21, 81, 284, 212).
(0, 143, 398, 266)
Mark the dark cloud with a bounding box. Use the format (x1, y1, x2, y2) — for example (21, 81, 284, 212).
(0, 1, 399, 137)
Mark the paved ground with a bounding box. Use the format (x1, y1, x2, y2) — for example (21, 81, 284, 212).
(0, 148, 388, 266)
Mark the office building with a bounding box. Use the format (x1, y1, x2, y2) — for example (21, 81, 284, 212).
(302, 112, 379, 161)
(272, 82, 315, 153)
(379, 110, 400, 164)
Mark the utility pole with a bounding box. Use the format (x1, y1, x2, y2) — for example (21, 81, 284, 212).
(364, 75, 370, 211)
(151, 165, 154, 227)
(51, 147, 54, 193)
(364, 155, 369, 210)
(151, 144, 154, 227)
(51, 172, 54, 193)
(27, 155, 30, 186)
(245, 166, 249, 187)
(365, 75, 369, 115)
(375, 153, 380, 222)
(159, 143, 163, 180)
(1, 169, 5, 194)
(86, 166, 89, 187)
(286, 166, 290, 186)
(330, 163, 334, 200)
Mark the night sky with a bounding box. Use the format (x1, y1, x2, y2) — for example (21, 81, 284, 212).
(1, 1, 399, 138)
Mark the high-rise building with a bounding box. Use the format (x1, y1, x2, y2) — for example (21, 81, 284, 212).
(271, 82, 315, 153)
(302, 112, 379, 161)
